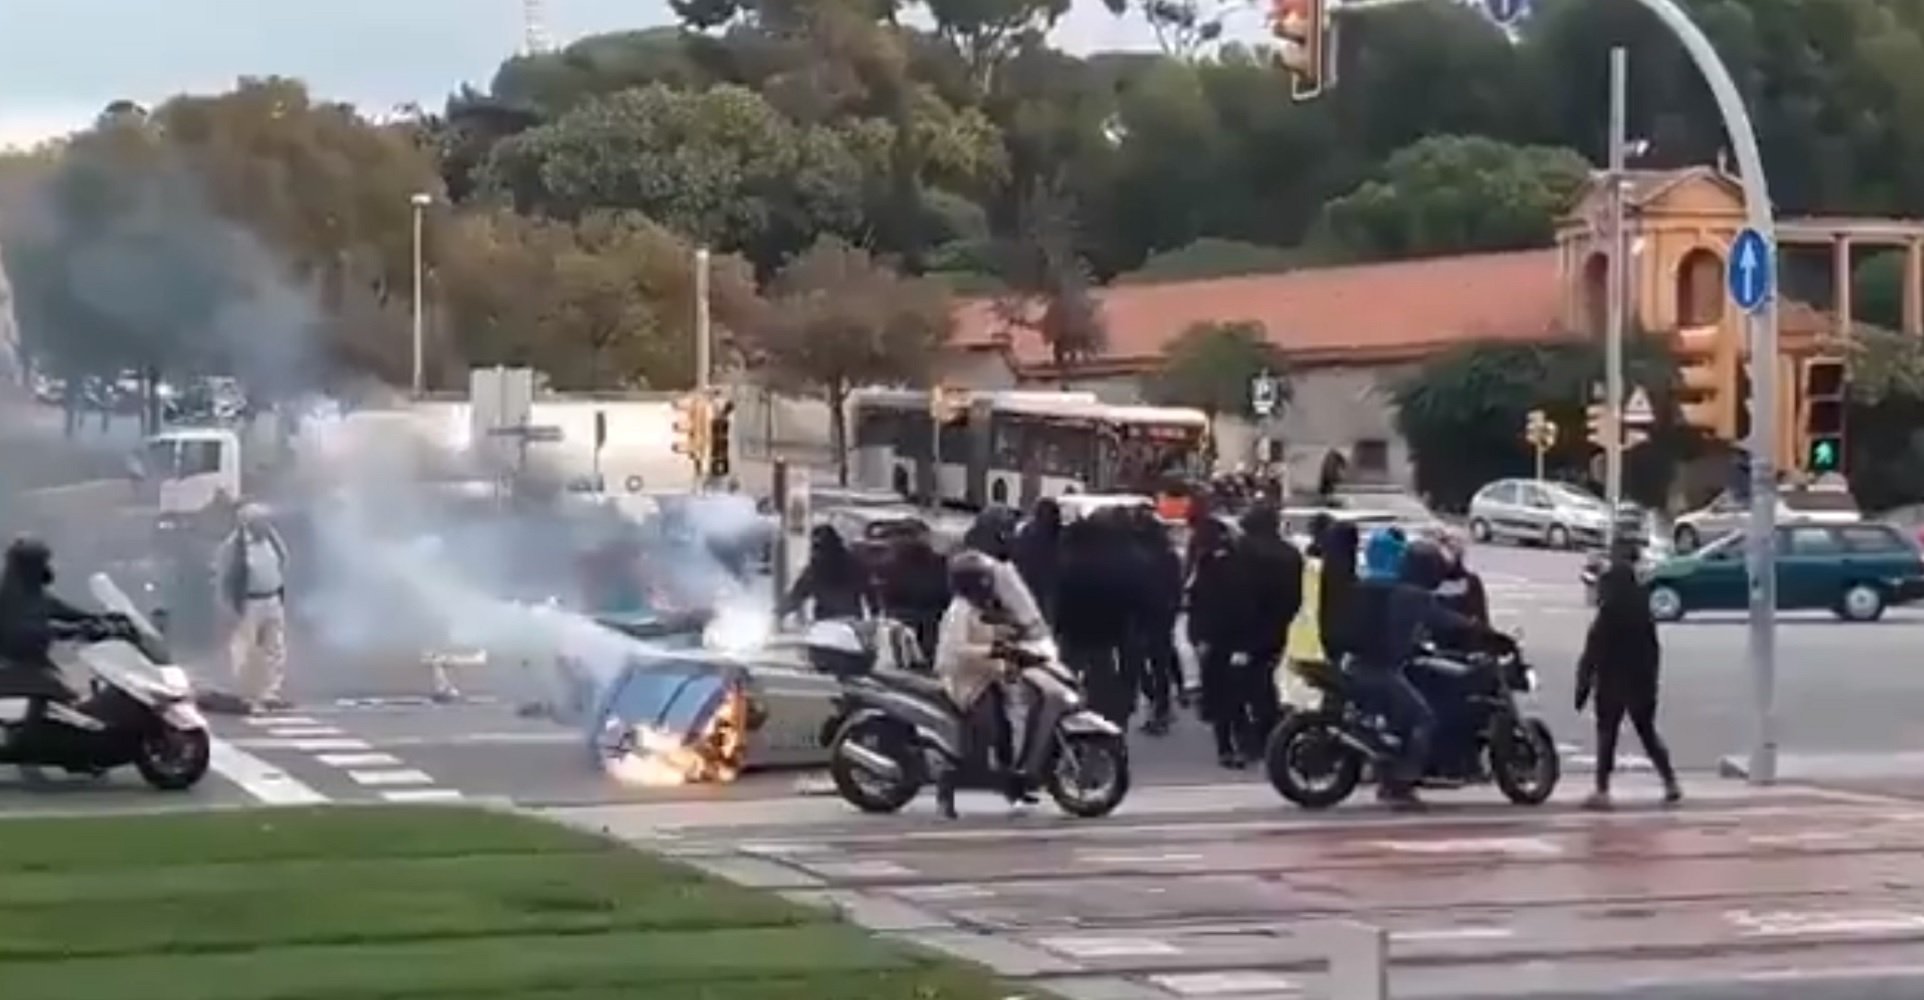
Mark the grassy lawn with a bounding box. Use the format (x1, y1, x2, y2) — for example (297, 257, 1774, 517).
(0, 806, 1026, 1000)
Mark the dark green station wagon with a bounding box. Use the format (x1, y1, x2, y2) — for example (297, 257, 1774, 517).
(1646, 522, 1924, 623)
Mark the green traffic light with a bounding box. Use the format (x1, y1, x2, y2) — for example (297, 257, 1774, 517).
(1809, 439, 1840, 472)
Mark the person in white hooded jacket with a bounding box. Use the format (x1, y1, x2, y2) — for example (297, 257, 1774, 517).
(933, 549, 1046, 818)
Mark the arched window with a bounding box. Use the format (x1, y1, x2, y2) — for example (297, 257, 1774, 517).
(1582, 253, 1609, 335)
(1676, 248, 1724, 327)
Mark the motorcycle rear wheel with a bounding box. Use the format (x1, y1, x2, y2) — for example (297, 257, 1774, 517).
(135, 728, 211, 792)
(829, 718, 922, 814)
(1491, 718, 1559, 806)
(1265, 713, 1363, 810)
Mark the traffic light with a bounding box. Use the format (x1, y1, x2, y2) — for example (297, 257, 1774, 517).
(1675, 324, 1736, 440)
(1802, 358, 1846, 474)
(1523, 409, 1557, 450)
(671, 393, 711, 468)
(1271, 0, 1332, 101)
(706, 399, 734, 480)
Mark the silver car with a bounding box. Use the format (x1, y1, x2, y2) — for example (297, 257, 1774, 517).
(1671, 486, 1860, 553)
(1467, 479, 1613, 549)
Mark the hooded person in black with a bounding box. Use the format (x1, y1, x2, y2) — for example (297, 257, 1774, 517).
(1350, 538, 1489, 809)
(1126, 507, 1184, 734)
(1219, 504, 1302, 761)
(780, 526, 873, 621)
(1056, 512, 1138, 727)
(876, 525, 951, 666)
(964, 506, 1020, 562)
(1012, 499, 1063, 626)
(1185, 514, 1242, 765)
(0, 537, 114, 706)
(1576, 548, 1681, 809)
(1317, 520, 1361, 665)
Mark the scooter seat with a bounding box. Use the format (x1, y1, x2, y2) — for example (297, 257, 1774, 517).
(875, 668, 950, 703)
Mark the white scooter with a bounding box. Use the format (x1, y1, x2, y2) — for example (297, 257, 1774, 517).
(0, 574, 211, 790)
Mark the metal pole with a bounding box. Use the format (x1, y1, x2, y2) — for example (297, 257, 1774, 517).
(695, 248, 712, 392)
(410, 202, 425, 398)
(1620, 0, 1779, 784)
(1604, 47, 1628, 546)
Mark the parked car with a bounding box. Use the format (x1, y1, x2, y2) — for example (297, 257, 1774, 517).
(1644, 522, 1924, 623)
(1467, 479, 1612, 549)
(1671, 486, 1861, 553)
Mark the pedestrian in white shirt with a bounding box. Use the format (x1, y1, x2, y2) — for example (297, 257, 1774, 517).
(216, 503, 291, 711)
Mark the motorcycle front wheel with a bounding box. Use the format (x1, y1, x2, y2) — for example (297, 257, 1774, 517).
(1264, 713, 1364, 810)
(1045, 732, 1130, 819)
(829, 717, 922, 814)
(135, 727, 211, 791)
(1491, 718, 1560, 806)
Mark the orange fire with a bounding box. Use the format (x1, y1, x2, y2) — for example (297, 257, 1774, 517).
(605, 682, 750, 787)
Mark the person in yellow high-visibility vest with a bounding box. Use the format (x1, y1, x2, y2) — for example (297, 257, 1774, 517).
(1279, 546, 1324, 714)
(1281, 519, 1360, 715)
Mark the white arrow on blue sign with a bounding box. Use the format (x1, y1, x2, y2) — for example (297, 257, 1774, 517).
(1482, 0, 1530, 27)
(1727, 227, 1774, 314)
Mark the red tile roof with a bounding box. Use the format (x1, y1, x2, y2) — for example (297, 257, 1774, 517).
(954, 249, 1568, 375)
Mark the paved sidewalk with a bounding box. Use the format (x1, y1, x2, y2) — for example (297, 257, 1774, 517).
(549, 776, 1924, 998)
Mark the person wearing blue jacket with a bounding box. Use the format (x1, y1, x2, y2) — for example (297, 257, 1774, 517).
(1361, 527, 1408, 582)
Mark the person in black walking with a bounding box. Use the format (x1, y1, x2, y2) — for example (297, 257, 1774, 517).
(1012, 499, 1063, 626)
(1126, 507, 1183, 735)
(1056, 513, 1136, 727)
(1220, 504, 1301, 763)
(1576, 545, 1682, 809)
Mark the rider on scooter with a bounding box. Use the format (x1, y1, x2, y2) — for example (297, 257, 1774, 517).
(0, 537, 123, 710)
(1348, 538, 1493, 810)
(933, 549, 1047, 819)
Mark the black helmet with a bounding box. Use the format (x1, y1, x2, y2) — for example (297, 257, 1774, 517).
(948, 550, 999, 607)
(1399, 537, 1448, 591)
(964, 506, 1018, 560)
(4, 536, 52, 588)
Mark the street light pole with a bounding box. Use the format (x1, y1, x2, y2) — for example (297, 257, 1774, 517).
(1604, 47, 1628, 545)
(695, 247, 711, 393)
(410, 192, 432, 398)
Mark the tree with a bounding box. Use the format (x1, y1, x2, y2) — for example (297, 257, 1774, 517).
(1314, 135, 1591, 262)
(993, 180, 1107, 375)
(745, 237, 953, 483)
(1842, 325, 1924, 511)
(475, 84, 868, 273)
(1143, 320, 1286, 419)
(437, 209, 759, 390)
(1099, 0, 1234, 58)
(925, 0, 1071, 91)
(1390, 333, 1682, 510)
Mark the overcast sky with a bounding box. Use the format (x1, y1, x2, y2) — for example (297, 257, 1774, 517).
(0, 0, 1262, 149)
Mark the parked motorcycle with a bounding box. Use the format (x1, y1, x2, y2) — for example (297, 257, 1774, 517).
(1264, 631, 1558, 809)
(0, 573, 211, 790)
(817, 619, 1129, 819)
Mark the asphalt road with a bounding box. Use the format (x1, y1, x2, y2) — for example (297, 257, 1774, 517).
(547, 775, 1924, 999)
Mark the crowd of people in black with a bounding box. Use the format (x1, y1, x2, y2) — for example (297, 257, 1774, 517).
(781, 492, 1682, 811)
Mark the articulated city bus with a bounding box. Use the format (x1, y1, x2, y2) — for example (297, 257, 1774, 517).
(849, 389, 1210, 509)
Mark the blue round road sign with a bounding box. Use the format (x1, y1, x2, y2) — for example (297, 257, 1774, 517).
(1483, 0, 1530, 26)
(1728, 227, 1774, 313)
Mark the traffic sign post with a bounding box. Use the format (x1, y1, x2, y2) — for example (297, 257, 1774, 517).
(1251, 371, 1281, 418)
(1728, 228, 1774, 314)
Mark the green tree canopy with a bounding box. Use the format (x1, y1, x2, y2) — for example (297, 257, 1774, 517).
(743, 237, 953, 482)
(1315, 135, 1591, 261)
(1142, 320, 1287, 419)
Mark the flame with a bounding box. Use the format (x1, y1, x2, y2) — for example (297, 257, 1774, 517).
(604, 681, 750, 787)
